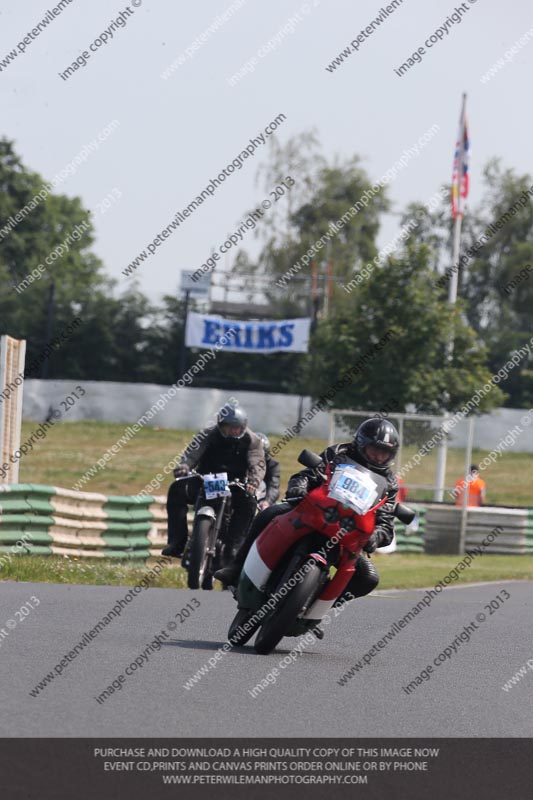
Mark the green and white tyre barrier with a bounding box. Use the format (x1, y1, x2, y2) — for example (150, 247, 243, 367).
(394, 504, 426, 554)
(1, 485, 423, 561)
(0, 484, 168, 560)
(2, 486, 531, 560)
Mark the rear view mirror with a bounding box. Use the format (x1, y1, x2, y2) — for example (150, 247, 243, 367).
(297, 449, 324, 469)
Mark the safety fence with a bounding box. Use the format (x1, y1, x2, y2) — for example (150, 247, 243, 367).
(0, 487, 531, 560)
(423, 504, 533, 555)
(0, 484, 168, 560)
(389, 503, 533, 555)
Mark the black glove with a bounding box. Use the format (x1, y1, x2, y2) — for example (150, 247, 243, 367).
(363, 533, 379, 554)
(285, 481, 307, 499)
(173, 464, 191, 478)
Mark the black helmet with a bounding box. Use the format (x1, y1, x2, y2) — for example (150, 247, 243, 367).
(256, 432, 271, 455)
(353, 417, 399, 472)
(217, 402, 248, 439)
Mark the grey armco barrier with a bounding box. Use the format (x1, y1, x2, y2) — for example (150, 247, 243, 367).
(423, 505, 531, 555)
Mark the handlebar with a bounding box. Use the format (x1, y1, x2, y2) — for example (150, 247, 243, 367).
(173, 468, 200, 480)
(174, 470, 256, 496)
(228, 479, 254, 494)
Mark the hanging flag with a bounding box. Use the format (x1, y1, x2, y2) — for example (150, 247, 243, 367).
(451, 93, 469, 219)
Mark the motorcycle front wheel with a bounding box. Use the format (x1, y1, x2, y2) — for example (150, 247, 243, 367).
(228, 608, 261, 646)
(254, 562, 323, 655)
(187, 517, 213, 590)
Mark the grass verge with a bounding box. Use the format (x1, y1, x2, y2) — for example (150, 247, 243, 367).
(2, 553, 533, 591)
(373, 553, 533, 590)
(17, 420, 533, 506)
(0, 555, 189, 589)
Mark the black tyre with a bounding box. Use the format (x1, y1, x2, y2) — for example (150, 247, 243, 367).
(254, 563, 323, 655)
(187, 517, 213, 590)
(228, 608, 261, 646)
(201, 570, 214, 591)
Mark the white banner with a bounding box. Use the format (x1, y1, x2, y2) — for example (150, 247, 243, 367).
(185, 313, 311, 353)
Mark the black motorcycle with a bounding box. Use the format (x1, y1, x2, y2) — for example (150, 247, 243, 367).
(182, 470, 253, 590)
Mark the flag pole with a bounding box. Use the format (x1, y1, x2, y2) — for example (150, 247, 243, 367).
(447, 91, 468, 322)
(434, 92, 468, 502)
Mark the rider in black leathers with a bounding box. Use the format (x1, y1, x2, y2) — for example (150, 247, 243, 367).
(162, 403, 265, 560)
(214, 418, 399, 605)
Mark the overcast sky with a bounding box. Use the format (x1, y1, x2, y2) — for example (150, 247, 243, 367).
(2, 0, 532, 303)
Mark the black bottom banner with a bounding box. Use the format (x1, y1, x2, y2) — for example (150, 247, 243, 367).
(2, 738, 531, 799)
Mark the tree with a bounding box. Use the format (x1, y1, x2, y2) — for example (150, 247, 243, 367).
(0, 138, 104, 365)
(3, 131, 530, 407)
(241, 132, 389, 317)
(399, 160, 533, 407)
(254, 128, 325, 249)
(304, 243, 505, 414)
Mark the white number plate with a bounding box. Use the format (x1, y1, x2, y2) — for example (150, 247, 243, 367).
(203, 472, 231, 499)
(327, 465, 379, 515)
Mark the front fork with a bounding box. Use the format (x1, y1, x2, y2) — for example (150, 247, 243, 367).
(206, 496, 232, 568)
(301, 548, 359, 624)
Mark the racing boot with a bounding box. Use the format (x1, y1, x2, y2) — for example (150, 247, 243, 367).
(214, 564, 240, 586)
(162, 545, 183, 558)
(214, 550, 243, 586)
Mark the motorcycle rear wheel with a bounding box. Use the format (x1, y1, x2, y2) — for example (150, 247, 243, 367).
(187, 517, 213, 590)
(254, 563, 323, 655)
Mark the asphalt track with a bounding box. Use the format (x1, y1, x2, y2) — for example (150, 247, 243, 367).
(1, 579, 531, 737)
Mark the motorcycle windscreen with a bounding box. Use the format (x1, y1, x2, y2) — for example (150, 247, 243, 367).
(327, 461, 388, 515)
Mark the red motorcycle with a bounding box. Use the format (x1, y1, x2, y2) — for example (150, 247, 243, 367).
(228, 449, 414, 654)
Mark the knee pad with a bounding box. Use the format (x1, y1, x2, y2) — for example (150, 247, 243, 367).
(349, 556, 379, 598)
(365, 558, 379, 587)
(362, 559, 379, 591)
(167, 480, 184, 503)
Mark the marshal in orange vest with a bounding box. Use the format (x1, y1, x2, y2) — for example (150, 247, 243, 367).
(454, 465, 486, 507)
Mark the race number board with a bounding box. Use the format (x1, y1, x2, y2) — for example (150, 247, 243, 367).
(328, 464, 379, 515)
(203, 472, 231, 499)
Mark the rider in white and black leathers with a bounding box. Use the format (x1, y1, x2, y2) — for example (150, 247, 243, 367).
(215, 417, 399, 605)
(256, 432, 281, 510)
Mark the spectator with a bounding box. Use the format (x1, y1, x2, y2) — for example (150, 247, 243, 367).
(454, 464, 486, 507)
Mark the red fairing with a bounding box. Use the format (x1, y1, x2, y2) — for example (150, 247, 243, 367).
(255, 474, 388, 596)
(257, 509, 313, 570)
